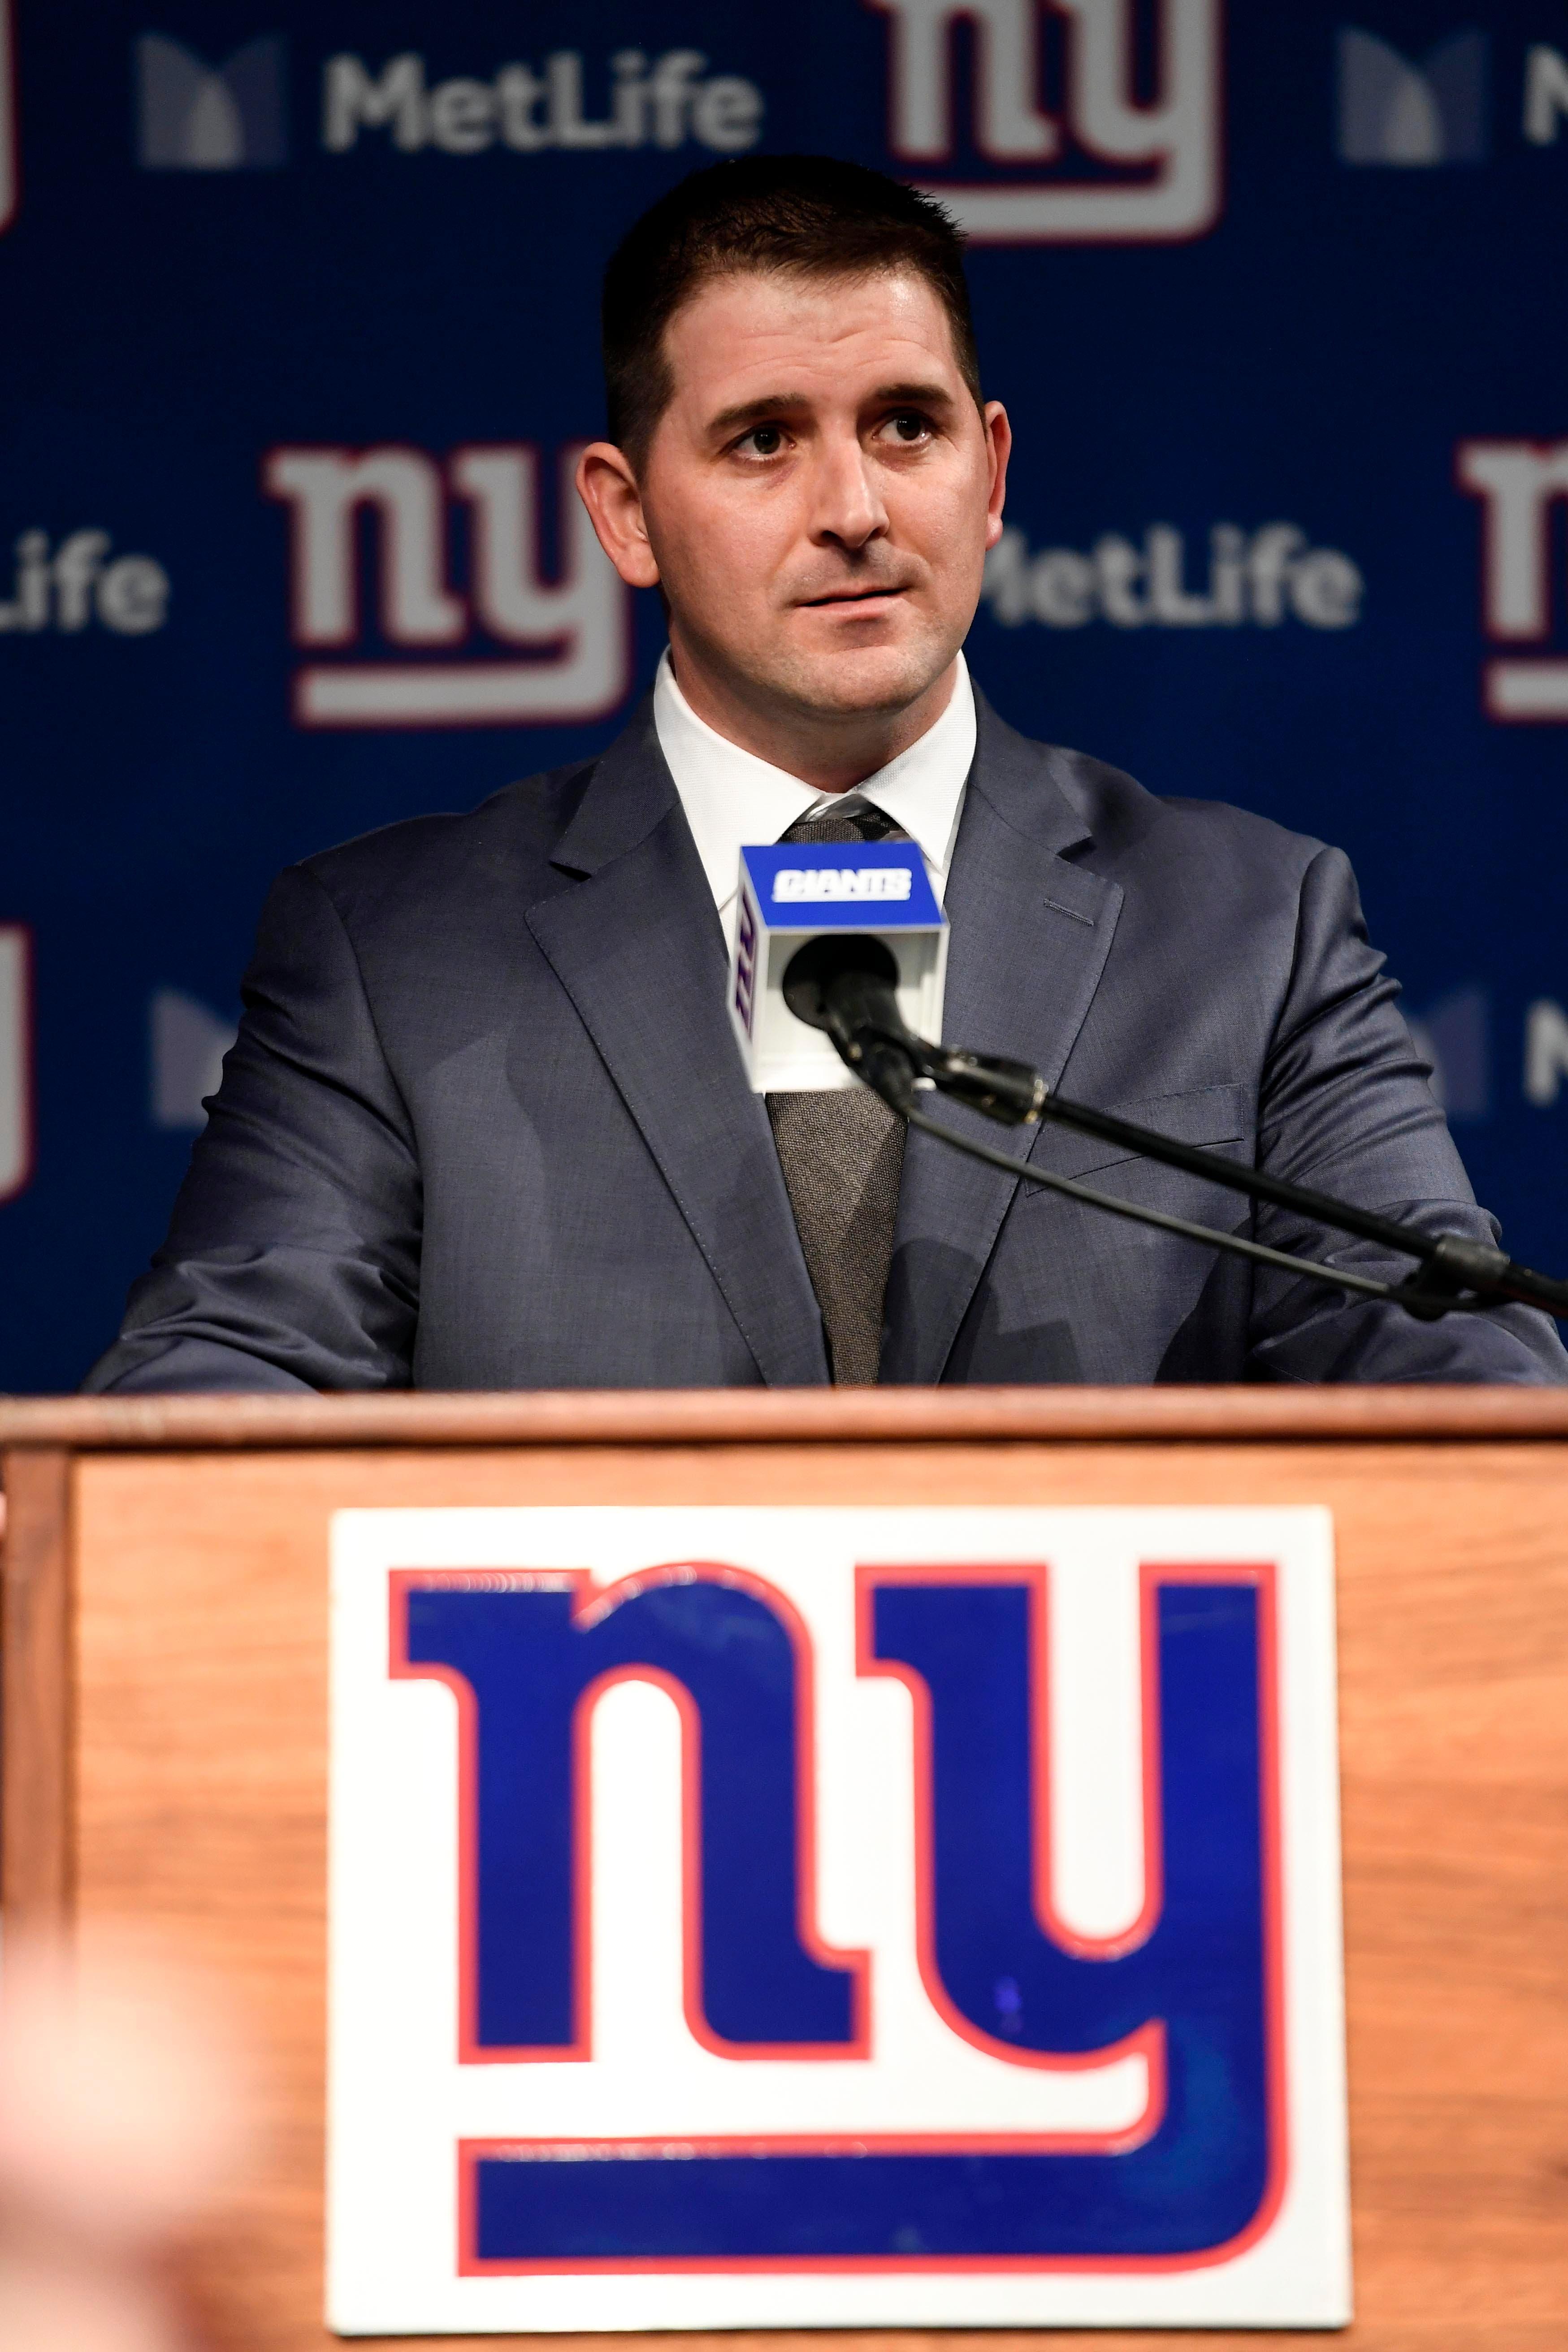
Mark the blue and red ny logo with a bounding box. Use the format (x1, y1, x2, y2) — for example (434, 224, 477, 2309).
(392, 1556, 1282, 2272)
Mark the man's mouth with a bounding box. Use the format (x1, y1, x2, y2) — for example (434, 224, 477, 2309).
(800, 584, 909, 608)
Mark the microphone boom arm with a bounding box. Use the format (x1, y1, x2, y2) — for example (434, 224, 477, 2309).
(780, 935, 1568, 1325)
(901, 1102, 1406, 1308)
(1018, 1086, 1568, 1323)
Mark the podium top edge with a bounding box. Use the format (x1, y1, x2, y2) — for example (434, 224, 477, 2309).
(2, 1386, 1568, 1451)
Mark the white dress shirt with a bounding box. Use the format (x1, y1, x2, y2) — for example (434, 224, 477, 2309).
(652, 647, 977, 952)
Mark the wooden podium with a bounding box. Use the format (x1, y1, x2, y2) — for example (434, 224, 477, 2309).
(4, 1386, 1568, 2352)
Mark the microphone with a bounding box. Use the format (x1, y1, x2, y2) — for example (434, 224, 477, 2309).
(727, 838, 947, 1094)
(770, 933, 1568, 1329)
(781, 934, 1047, 1125)
(780, 935, 919, 1111)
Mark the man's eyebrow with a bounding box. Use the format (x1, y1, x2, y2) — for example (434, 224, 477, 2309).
(706, 393, 809, 435)
(871, 380, 958, 410)
(705, 380, 960, 436)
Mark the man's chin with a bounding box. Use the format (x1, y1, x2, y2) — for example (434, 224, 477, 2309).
(772, 639, 951, 723)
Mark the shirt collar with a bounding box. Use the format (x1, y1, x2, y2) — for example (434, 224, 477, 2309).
(652, 648, 976, 927)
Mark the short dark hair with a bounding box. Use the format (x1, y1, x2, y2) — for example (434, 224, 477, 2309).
(602, 155, 982, 466)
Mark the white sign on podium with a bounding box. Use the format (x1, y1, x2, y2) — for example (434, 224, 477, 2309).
(329, 1505, 1348, 2334)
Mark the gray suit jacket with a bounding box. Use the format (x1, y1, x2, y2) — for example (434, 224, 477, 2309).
(86, 691, 1568, 1392)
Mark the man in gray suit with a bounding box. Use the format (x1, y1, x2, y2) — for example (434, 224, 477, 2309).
(87, 158, 1566, 1394)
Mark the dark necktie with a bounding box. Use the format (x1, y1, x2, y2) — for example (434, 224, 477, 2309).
(766, 806, 909, 1386)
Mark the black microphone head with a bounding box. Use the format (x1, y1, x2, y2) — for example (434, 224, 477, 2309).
(781, 934, 900, 1031)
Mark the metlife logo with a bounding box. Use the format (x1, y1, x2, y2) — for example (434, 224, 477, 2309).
(0, 527, 170, 634)
(132, 34, 767, 167)
(136, 34, 287, 169)
(322, 50, 764, 156)
(1335, 25, 1568, 164)
(983, 522, 1364, 631)
(1336, 28, 1487, 164)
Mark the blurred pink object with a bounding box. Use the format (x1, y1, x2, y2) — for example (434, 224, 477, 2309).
(0, 1925, 254, 2352)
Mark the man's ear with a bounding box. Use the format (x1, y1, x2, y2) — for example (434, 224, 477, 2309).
(981, 400, 1012, 552)
(575, 443, 661, 590)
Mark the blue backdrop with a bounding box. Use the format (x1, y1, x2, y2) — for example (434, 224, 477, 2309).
(3, 0, 1566, 1393)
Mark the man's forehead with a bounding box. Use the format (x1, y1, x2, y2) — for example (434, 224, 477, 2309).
(664, 267, 962, 405)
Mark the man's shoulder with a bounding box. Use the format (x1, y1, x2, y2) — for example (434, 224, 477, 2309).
(286, 754, 602, 931)
(983, 701, 1333, 897)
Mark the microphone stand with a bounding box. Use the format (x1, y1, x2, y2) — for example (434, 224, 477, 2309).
(784, 947, 1568, 1326)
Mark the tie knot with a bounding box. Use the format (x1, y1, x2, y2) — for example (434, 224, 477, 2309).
(781, 804, 906, 847)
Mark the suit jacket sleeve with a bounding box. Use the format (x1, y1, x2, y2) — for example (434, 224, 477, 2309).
(1245, 846, 1567, 1383)
(82, 864, 422, 1394)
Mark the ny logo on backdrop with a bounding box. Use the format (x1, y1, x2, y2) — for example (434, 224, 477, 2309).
(0, 0, 17, 231)
(263, 444, 631, 729)
(868, 0, 1221, 243)
(1458, 439, 1568, 723)
(136, 33, 287, 169)
(0, 927, 33, 1207)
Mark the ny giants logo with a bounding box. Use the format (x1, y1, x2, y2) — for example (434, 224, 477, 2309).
(263, 443, 630, 728)
(869, 0, 1222, 242)
(390, 1555, 1281, 2270)
(733, 890, 759, 1035)
(0, 0, 17, 234)
(1459, 439, 1568, 722)
(0, 925, 33, 1206)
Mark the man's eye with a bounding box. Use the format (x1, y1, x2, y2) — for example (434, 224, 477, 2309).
(883, 412, 931, 444)
(739, 424, 785, 457)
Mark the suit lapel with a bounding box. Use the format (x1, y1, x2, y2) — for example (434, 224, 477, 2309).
(882, 695, 1123, 1383)
(527, 704, 829, 1387)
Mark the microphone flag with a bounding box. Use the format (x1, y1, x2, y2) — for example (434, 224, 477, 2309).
(728, 840, 948, 1092)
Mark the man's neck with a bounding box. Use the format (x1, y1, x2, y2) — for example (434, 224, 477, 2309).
(666, 646, 959, 794)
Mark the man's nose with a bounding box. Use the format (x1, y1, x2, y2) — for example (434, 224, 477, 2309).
(808, 435, 888, 551)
